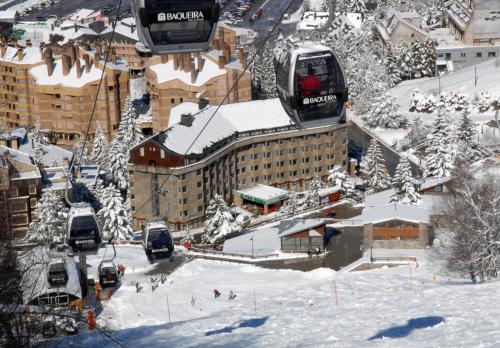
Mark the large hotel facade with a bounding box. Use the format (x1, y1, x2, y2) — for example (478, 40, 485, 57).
(128, 99, 348, 230)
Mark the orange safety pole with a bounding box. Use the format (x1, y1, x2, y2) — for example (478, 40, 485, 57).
(167, 295, 171, 323)
(87, 310, 95, 331)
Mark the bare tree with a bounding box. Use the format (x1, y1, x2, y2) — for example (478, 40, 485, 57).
(434, 165, 500, 282)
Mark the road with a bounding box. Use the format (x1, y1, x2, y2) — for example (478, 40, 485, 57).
(348, 121, 422, 177)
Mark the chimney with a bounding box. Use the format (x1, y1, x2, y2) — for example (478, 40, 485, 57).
(218, 27, 224, 50)
(17, 48, 23, 61)
(160, 54, 168, 64)
(218, 55, 226, 69)
(183, 54, 191, 72)
(179, 54, 185, 71)
(239, 48, 246, 66)
(173, 54, 179, 70)
(223, 43, 231, 63)
(102, 42, 108, 60)
(95, 43, 102, 59)
(111, 48, 117, 64)
(93, 50, 99, 67)
(39, 42, 44, 55)
(198, 97, 209, 110)
(62, 54, 71, 76)
(196, 52, 204, 72)
(83, 53, 91, 72)
(44, 48, 54, 76)
(213, 38, 219, 51)
(190, 62, 196, 84)
(76, 58, 82, 78)
(26, 38, 32, 47)
(180, 113, 193, 127)
(0, 43, 6, 58)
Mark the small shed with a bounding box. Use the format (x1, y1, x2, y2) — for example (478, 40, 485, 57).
(362, 204, 430, 249)
(278, 219, 331, 252)
(234, 184, 289, 214)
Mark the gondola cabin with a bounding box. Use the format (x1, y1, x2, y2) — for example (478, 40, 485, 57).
(66, 203, 102, 256)
(47, 259, 68, 288)
(131, 0, 221, 55)
(274, 42, 348, 127)
(142, 221, 174, 263)
(98, 260, 119, 288)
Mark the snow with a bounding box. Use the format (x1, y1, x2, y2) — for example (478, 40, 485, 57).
(0, 144, 33, 165)
(150, 54, 227, 87)
(70, 8, 99, 22)
(162, 98, 294, 155)
(362, 204, 429, 225)
(0, 45, 43, 65)
(101, 18, 138, 41)
(43, 250, 500, 347)
(223, 227, 280, 255)
(235, 184, 289, 204)
(19, 140, 73, 168)
(365, 189, 443, 213)
(29, 58, 103, 88)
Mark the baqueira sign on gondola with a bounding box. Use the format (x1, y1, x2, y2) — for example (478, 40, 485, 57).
(158, 11, 205, 22)
(303, 94, 336, 105)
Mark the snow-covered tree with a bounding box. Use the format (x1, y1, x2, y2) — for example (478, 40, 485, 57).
(302, 0, 311, 12)
(27, 191, 68, 246)
(435, 166, 500, 282)
(366, 140, 391, 194)
(116, 96, 144, 148)
(253, 41, 277, 99)
(406, 116, 429, 148)
(90, 124, 109, 168)
(390, 154, 420, 205)
(328, 165, 355, 198)
(97, 185, 134, 240)
(282, 190, 304, 216)
(397, 41, 413, 80)
(27, 119, 50, 145)
(72, 135, 90, 168)
(424, 112, 454, 178)
(412, 39, 435, 79)
(363, 92, 407, 129)
(106, 145, 129, 192)
(202, 194, 237, 244)
(359, 138, 377, 176)
(306, 177, 324, 209)
(383, 43, 401, 87)
(320, 0, 329, 11)
(476, 91, 493, 112)
(457, 110, 477, 148)
(347, 0, 367, 18)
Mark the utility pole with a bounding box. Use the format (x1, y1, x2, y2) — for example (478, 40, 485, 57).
(151, 166, 160, 218)
(250, 234, 254, 258)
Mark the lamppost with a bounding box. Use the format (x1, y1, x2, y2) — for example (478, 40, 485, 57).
(370, 243, 373, 263)
(250, 234, 254, 258)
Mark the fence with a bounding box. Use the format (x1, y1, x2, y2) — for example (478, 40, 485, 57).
(189, 247, 279, 260)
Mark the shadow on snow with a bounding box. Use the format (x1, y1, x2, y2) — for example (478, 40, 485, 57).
(205, 317, 270, 336)
(368, 316, 445, 340)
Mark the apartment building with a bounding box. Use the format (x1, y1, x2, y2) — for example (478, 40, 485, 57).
(0, 40, 129, 146)
(128, 99, 348, 231)
(145, 28, 251, 132)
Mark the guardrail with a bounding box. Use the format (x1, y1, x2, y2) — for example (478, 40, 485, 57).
(189, 247, 279, 260)
(372, 256, 417, 263)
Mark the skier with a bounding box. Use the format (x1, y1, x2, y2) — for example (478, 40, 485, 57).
(228, 290, 236, 300)
(117, 264, 125, 277)
(214, 289, 221, 298)
(300, 63, 321, 98)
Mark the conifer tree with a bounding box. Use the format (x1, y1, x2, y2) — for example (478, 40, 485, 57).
(98, 185, 134, 240)
(307, 177, 324, 209)
(384, 43, 401, 87)
(424, 112, 454, 178)
(90, 124, 109, 168)
(203, 194, 237, 244)
(457, 110, 477, 148)
(27, 191, 69, 246)
(390, 154, 420, 205)
(363, 92, 407, 129)
(366, 140, 391, 194)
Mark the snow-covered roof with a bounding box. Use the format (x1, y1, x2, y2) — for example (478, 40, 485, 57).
(149, 54, 227, 87)
(420, 177, 453, 191)
(101, 18, 138, 41)
(79, 165, 100, 186)
(223, 227, 280, 255)
(70, 8, 100, 21)
(29, 57, 103, 88)
(235, 184, 289, 205)
(22, 247, 81, 304)
(362, 204, 430, 224)
(278, 218, 331, 238)
(0, 144, 33, 165)
(159, 98, 294, 155)
(298, 11, 330, 31)
(0, 127, 27, 140)
(364, 188, 443, 213)
(42, 167, 71, 192)
(0, 45, 43, 65)
(0, 10, 17, 21)
(19, 140, 73, 168)
(446, 0, 472, 31)
(318, 185, 341, 197)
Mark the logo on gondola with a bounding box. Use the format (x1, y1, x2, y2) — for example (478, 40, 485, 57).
(75, 239, 95, 245)
(303, 95, 336, 105)
(158, 11, 205, 22)
(152, 248, 170, 253)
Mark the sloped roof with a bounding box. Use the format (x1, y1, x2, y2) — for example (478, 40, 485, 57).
(277, 218, 331, 238)
(0, 46, 43, 65)
(19, 140, 73, 168)
(362, 204, 429, 224)
(29, 57, 103, 88)
(0, 144, 33, 165)
(235, 184, 289, 205)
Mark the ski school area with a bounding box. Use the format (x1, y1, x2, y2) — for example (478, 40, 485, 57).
(41, 246, 500, 347)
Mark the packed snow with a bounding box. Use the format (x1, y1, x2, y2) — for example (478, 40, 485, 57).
(42, 250, 500, 347)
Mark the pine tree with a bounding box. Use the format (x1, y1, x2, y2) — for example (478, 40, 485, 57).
(303, 0, 311, 12)
(320, 0, 329, 11)
(328, 165, 355, 197)
(306, 177, 324, 209)
(366, 140, 391, 194)
(424, 112, 454, 178)
(107, 147, 129, 192)
(90, 124, 109, 168)
(457, 109, 477, 148)
(27, 191, 69, 246)
(97, 185, 134, 240)
(390, 154, 420, 205)
(254, 41, 277, 99)
(202, 194, 236, 244)
(384, 44, 401, 87)
(363, 92, 407, 129)
(116, 96, 144, 148)
(397, 41, 413, 80)
(28, 119, 50, 145)
(360, 138, 377, 176)
(282, 191, 303, 216)
(72, 135, 90, 168)
(347, 0, 367, 18)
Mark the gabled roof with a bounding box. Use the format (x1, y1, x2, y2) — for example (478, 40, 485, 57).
(420, 176, 453, 191)
(19, 139, 73, 168)
(278, 218, 331, 238)
(0, 144, 33, 165)
(362, 204, 429, 224)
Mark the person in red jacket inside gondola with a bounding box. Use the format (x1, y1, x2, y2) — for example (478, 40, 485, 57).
(300, 63, 321, 98)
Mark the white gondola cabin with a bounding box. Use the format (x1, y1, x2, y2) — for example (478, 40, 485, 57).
(142, 221, 174, 263)
(66, 203, 102, 256)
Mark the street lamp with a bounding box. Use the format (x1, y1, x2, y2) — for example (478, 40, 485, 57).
(250, 234, 254, 258)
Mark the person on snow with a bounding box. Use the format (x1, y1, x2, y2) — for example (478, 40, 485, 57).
(228, 290, 236, 300)
(117, 264, 125, 277)
(214, 289, 221, 298)
(314, 247, 320, 256)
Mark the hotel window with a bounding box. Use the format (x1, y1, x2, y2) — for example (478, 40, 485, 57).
(476, 52, 482, 58)
(488, 52, 496, 57)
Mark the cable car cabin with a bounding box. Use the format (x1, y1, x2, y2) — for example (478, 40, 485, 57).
(132, 0, 221, 55)
(98, 260, 119, 288)
(47, 259, 68, 288)
(142, 221, 174, 263)
(274, 42, 348, 127)
(67, 204, 102, 256)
